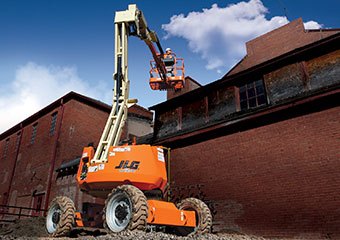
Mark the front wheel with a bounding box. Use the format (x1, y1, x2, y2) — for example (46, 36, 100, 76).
(176, 198, 212, 235)
(103, 185, 148, 233)
(45, 196, 75, 237)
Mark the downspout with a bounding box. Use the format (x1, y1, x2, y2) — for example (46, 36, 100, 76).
(5, 123, 24, 206)
(44, 99, 65, 210)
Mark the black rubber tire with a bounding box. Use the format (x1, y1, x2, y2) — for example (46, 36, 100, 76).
(176, 197, 212, 235)
(46, 196, 75, 237)
(103, 185, 148, 233)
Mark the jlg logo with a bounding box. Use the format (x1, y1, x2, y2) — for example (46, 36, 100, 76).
(115, 160, 140, 170)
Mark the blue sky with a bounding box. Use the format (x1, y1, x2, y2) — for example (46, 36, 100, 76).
(0, 0, 339, 133)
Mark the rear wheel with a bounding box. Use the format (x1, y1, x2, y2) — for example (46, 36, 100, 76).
(176, 198, 212, 235)
(103, 185, 148, 233)
(45, 196, 75, 237)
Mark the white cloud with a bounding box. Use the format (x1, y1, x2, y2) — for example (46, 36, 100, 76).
(162, 0, 321, 73)
(304, 20, 323, 29)
(0, 62, 110, 133)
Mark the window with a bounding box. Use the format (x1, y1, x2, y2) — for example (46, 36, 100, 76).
(30, 123, 38, 144)
(239, 79, 267, 110)
(2, 138, 10, 160)
(49, 112, 58, 136)
(15, 132, 21, 152)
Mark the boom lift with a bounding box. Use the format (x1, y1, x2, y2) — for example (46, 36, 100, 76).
(45, 4, 212, 237)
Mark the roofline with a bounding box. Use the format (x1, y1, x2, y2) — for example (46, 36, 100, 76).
(223, 55, 247, 78)
(221, 31, 339, 84)
(0, 91, 112, 139)
(306, 28, 340, 32)
(149, 32, 340, 111)
(185, 76, 202, 87)
(224, 24, 340, 79)
(128, 104, 153, 120)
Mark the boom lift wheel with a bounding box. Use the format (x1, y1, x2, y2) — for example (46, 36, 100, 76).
(45, 196, 75, 237)
(176, 198, 212, 235)
(103, 185, 148, 233)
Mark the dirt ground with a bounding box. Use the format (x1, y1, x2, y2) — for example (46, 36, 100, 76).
(0, 217, 267, 240)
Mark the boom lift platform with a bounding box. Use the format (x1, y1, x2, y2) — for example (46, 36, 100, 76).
(45, 4, 211, 237)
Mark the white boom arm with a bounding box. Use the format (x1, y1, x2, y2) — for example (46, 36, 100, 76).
(91, 5, 157, 163)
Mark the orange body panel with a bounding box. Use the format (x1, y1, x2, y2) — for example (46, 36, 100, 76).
(147, 200, 196, 227)
(75, 212, 84, 227)
(73, 200, 196, 228)
(76, 145, 168, 197)
(76, 147, 197, 228)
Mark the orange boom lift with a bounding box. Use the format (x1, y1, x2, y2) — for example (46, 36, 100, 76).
(45, 4, 212, 237)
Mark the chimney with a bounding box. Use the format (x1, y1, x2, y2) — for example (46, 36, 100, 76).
(167, 76, 201, 100)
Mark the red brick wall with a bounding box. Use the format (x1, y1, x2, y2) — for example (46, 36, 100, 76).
(169, 106, 340, 239)
(1, 95, 154, 214)
(0, 130, 21, 205)
(229, 18, 340, 75)
(7, 107, 62, 210)
(48, 99, 109, 210)
(4, 100, 111, 211)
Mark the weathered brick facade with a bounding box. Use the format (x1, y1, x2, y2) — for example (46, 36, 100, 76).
(168, 104, 339, 238)
(0, 92, 153, 215)
(149, 20, 340, 238)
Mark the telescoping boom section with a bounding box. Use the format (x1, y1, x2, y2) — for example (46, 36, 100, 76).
(46, 4, 212, 237)
(92, 4, 185, 164)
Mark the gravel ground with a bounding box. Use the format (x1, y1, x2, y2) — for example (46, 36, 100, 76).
(0, 217, 266, 240)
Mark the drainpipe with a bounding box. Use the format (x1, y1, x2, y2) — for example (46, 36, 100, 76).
(5, 123, 24, 206)
(44, 99, 65, 210)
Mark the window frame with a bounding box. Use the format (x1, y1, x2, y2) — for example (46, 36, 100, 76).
(238, 79, 267, 111)
(49, 112, 58, 136)
(15, 132, 21, 152)
(30, 123, 38, 144)
(2, 138, 10, 160)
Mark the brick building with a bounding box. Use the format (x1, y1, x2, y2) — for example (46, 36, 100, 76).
(148, 19, 340, 239)
(0, 91, 153, 216)
(0, 17, 339, 239)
